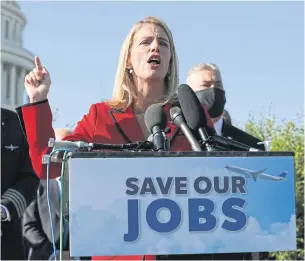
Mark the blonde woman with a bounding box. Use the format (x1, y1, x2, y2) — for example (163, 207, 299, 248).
(17, 16, 201, 261)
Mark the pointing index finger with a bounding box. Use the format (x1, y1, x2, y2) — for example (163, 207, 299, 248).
(35, 56, 43, 71)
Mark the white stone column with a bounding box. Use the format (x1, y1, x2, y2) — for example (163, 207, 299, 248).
(16, 22, 21, 45)
(19, 24, 24, 46)
(3, 17, 10, 41)
(19, 68, 27, 104)
(9, 18, 14, 42)
(1, 63, 4, 104)
(1, 16, 4, 40)
(12, 22, 16, 42)
(10, 65, 16, 105)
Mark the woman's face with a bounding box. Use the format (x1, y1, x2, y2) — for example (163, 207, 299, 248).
(128, 23, 171, 83)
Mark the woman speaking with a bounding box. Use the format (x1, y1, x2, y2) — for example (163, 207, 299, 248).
(17, 16, 210, 261)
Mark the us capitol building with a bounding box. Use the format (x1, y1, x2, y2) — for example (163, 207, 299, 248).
(1, 0, 34, 111)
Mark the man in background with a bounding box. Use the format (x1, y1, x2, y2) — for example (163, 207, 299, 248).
(186, 63, 264, 151)
(1, 107, 39, 260)
(185, 63, 265, 260)
(23, 128, 72, 260)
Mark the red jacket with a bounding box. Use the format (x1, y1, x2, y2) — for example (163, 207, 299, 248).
(17, 100, 214, 260)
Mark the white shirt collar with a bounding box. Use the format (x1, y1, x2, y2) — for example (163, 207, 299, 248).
(213, 117, 224, 136)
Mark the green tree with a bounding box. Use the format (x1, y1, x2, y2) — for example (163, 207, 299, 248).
(244, 112, 304, 260)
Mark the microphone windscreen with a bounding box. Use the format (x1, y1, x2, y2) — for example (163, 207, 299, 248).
(144, 103, 167, 134)
(178, 84, 208, 130)
(169, 106, 182, 120)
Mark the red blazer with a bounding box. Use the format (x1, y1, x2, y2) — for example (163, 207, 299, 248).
(17, 99, 214, 261)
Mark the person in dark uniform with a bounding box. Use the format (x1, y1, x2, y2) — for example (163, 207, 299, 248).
(1, 107, 39, 260)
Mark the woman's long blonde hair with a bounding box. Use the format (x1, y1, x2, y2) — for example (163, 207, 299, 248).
(106, 16, 179, 110)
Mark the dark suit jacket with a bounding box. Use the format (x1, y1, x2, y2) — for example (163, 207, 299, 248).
(221, 121, 265, 151)
(1, 107, 39, 260)
(23, 179, 68, 260)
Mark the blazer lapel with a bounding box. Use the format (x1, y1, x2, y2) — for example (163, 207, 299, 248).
(222, 121, 250, 141)
(110, 104, 181, 145)
(109, 106, 144, 143)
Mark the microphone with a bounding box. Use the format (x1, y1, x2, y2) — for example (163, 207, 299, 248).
(90, 141, 153, 151)
(49, 138, 154, 151)
(43, 139, 155, 164)
(177, 85, 262, 152)
(48, 138, 90, 151)
(169, 106, 202, 152)
(144, 104, 168, 152)
(210, 135, 261, 152)
(178, 84, 213, 151)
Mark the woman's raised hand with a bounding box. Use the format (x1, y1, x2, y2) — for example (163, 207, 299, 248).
(24, 56, 51, 103)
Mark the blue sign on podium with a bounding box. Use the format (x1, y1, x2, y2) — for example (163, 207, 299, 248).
(68, 152, 296, 257)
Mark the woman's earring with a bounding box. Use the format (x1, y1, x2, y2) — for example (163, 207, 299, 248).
(129, 69, 133, 74)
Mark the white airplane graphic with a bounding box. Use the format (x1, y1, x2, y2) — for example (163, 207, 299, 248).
(225, 165, 287, 181)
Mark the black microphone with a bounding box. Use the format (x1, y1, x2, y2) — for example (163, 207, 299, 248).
(178, 84, 213, 151)
(48, 138, 154, 151)
(144, 104, 168, 152)
(210, 135, 261, 152)
(177, 85, 262, 152)
(90, 141, 153, 151)
(170, 106, 202, 152)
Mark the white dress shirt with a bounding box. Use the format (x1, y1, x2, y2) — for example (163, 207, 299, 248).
(213, 117, 224, 136)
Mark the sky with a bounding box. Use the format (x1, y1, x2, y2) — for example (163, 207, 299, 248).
(68, 155, 296, 256)
(19, 1, 304, 129)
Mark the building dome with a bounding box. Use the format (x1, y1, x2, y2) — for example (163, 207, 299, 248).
(1, 0, 35, 111)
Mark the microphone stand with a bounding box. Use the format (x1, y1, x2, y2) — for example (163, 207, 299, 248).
(201, 138, 230, 151)
(199, 135, 262, 152)
(42, 138, 155, 164)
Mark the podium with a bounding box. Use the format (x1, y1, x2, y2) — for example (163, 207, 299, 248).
(67, 151, 297, 257)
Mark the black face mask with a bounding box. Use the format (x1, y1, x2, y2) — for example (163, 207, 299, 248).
(195, 88, 226, 118)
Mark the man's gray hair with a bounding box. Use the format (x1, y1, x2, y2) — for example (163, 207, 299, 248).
(187, 63, 223, 89)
